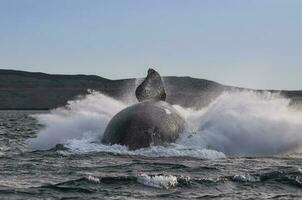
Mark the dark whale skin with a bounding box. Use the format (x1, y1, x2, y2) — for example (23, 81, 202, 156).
(135, 69, 166, 102)
(101, 100, 185, 150)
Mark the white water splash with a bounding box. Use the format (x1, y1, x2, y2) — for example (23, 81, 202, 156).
(175, 91, 302, 156)
(59, 138, 225, 159)
(137, 174, 178, 189)
(29, 90, 302, 157)
(86, 175, 101, 184)
(232, 174, 258, 182)
(28, 91, 126, 150)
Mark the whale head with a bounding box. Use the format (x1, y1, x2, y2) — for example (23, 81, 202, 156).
(135, 68, 166, 102)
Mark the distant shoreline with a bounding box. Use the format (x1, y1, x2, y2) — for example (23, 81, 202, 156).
(0, 108, 50, 111)
(0, 69, 301, 110)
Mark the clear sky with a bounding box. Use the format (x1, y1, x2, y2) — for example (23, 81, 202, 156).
(0, 0, 301, 90)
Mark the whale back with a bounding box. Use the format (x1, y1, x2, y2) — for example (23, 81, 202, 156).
(135, 68, 166, 102)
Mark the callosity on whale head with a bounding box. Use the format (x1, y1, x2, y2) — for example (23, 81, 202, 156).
(101, 68, 185, 150)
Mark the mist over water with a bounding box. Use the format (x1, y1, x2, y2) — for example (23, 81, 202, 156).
(29, 90, 302, 158)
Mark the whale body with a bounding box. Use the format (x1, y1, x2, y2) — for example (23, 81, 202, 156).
(101, 68, 185, 150)
(102, 100, 185, 150)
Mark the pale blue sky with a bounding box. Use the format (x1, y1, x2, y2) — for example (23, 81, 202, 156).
(0, 0, 301, 89)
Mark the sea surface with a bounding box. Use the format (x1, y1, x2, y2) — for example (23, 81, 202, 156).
(1, 91, 302, 199)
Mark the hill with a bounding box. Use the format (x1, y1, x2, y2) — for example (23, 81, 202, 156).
(0, 69, 301, 110)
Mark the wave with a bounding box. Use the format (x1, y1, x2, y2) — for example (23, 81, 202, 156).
(28, 90, 302, 158)
(137, 174, 178, 189)
(33, 166, 302, 190)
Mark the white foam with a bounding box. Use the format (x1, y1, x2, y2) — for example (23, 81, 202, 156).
(137, 174, 178, 189)
(175, 91, 302, 156)
(28, 91, 126, 150)
(29, 90, 302, 157)
(232, 174, 258, 182)
(86, 175, 101, 184)
(59, 138, 226, 159)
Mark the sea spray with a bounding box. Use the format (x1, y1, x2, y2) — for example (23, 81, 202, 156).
(176, 91, 302, 156)
(29, 90, 302, 157)
(29, 91, 126, 150)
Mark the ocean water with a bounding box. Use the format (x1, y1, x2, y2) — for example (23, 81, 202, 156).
(1, 91, 302, 199)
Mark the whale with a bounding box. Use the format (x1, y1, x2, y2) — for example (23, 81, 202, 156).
(101, 68, 185, 150)
(135, 68, 166, 102)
